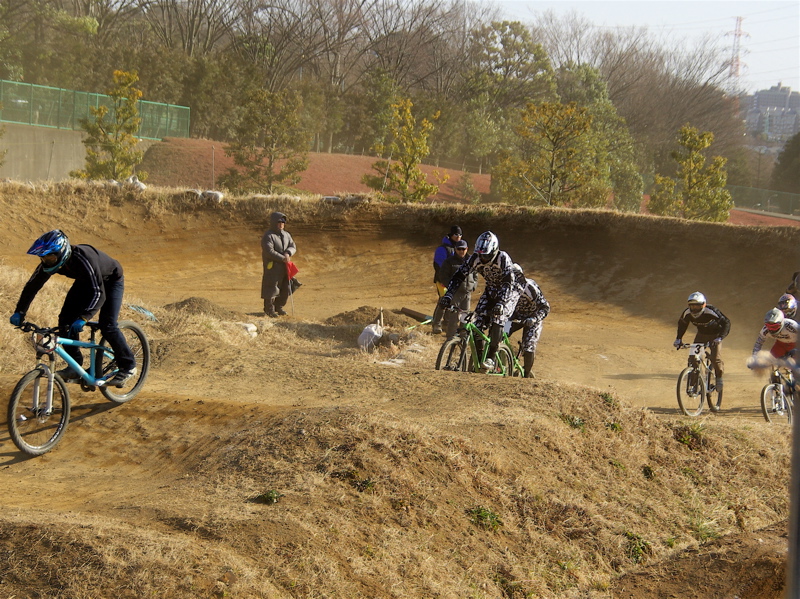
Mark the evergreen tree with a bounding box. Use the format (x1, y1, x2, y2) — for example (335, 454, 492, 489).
(362, 98, 447, 203)
(220, 89, 310, 194)
(71, 70, 145, 181)
(0, 102, 5, 167)
(492, 101, 597, 206)
(648, 125, 732, 222)
(770, 132, 800, 194)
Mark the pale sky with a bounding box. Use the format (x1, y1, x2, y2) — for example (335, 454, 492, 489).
(495, 0, 800, 95)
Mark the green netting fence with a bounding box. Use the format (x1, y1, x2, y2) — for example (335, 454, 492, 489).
(728, 185, 800, 217)
(0, 79, 189, 140)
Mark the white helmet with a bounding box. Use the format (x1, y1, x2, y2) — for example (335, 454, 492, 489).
(765, 308, 785, 333)
(777, 294, 797, 319)
(687, 292, 706, 315)
(475, 231, 499, 264)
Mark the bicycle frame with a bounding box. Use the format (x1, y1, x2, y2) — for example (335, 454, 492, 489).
(771, 367, 796, 405)
(770, 366, 795, 390)
(29, 325, 116, 389)
(454, 311, 524, 376)
(684, 343, 713, 386)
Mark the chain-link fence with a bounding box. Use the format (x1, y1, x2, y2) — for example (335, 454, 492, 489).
(0, 79, 189, 140)
(728, 185, 800, 217)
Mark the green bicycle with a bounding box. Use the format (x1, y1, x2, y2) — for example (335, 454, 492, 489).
(435, 308, 524, 376)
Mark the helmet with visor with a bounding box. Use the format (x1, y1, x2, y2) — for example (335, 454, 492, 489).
(687, 291, 706, 315)
(27, 230, 71, 274)
(474, 231, 499, 264)
(777, 293, 797, 319)
(765, 308, 785, 334)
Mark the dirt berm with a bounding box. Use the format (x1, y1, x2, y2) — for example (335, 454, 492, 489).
(0, 181, 795, 598)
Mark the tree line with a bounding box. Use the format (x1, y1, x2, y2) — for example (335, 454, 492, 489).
(2, 0, 774, 215)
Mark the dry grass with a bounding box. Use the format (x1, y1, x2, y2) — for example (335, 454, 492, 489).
(0, 182, 794, 598)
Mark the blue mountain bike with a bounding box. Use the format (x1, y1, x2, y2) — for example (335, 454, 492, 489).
(8, 320, 150, 456)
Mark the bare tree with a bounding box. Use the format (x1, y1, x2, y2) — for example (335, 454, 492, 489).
(532, 10, 742, 173)
(138, 0, 238, 57)
(231, 0, 329, 92)
(414, 0, 498, 98)
(58, 0, 141, 47)
(362, 0, 451, 92)
(307, 0, 375, 150)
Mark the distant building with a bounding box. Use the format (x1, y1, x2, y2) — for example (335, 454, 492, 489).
(743, 83, 800, 142)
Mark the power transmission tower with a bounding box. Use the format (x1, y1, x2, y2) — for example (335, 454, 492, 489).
(725, 16, 750, 97)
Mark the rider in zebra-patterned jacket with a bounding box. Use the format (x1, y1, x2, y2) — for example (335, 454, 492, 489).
(508, 277, 550, 378)
(440, 231, 524, 370)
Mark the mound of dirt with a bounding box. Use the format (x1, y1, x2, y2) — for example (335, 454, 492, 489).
(163, 296, 245, 321)
(324, 306, 420, 329)
(2, 186, 800, 599)
(138, 138, 491, 202)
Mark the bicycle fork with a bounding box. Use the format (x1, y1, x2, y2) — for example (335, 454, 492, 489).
(28, 355, 57, 420)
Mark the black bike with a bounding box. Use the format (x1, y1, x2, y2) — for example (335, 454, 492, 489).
(676, 342, 721, 416)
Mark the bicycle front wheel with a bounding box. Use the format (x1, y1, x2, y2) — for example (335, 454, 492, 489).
(761, 383, 792, 424)
(98, 320, 150, 403)
(489, 346, 514, 377)
(677, 367, 706, 416)
(7, 369, 71, 456)
(435, 337, 470, 372)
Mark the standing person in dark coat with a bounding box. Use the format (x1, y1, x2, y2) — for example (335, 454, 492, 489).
(430, 225, 462, 334)
(261, 212, 296, 317)
(9, 230, 136, 386)
(438, 239, 478, 338)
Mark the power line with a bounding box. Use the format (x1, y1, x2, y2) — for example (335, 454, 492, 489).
(747, 35, 800, 47)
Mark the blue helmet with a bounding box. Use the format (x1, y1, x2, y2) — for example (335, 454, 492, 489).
(27, 230, 72, 273)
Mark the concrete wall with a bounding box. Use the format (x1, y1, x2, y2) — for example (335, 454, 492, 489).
(0, 123, 86, 181)
(0, 123, 155, 182)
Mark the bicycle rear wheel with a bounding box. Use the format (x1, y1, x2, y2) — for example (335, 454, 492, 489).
(677, 367, 706, 416)
(435, 338, 470, 372)
(706, 369, 722, 411)
(761, 383, 792, 424)
(97, 321, 150, 403)
(7, 369, 71, 456)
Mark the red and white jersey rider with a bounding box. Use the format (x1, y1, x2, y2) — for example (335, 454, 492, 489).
(753, 308, 799, 359)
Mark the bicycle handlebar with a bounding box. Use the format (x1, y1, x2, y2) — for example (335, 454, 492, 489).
(749, 352, 799, 374)
(15, 321, 58, 335)
(446, 306, 527, 326)
(676, 342, 713, 351)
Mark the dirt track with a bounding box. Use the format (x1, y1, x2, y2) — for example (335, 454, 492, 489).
(0, 190, 797, 597)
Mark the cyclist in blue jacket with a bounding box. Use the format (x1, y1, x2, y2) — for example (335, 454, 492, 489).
(9, 230, 136, 386)
(430, 225, 462, 334)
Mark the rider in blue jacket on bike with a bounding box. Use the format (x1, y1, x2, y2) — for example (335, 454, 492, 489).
(9, 230, 136, 387)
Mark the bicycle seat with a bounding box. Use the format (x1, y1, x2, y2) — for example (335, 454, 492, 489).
(86, 321, 103, 331)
